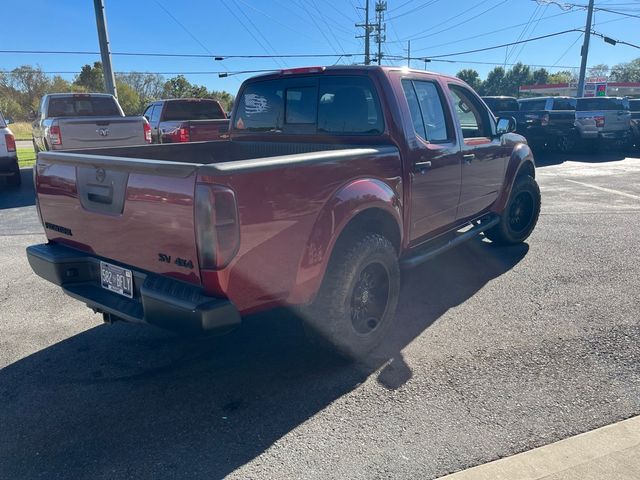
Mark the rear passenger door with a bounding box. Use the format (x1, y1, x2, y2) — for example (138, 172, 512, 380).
(447, 83, 507, 220)
(402, 78, 462, 242)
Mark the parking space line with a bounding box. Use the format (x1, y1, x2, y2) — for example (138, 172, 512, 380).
(565, 180, 640, 200)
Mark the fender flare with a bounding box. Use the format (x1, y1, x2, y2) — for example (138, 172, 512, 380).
(491, 142, 536, 214)
(288, 177, 402, 305)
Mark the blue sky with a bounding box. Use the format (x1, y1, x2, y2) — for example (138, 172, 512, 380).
(2, 0, 639, 93)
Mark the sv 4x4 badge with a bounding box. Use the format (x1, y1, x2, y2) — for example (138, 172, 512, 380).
(158, 253, 194, 269)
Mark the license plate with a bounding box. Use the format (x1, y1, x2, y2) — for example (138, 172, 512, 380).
(100, 261, 133, 298)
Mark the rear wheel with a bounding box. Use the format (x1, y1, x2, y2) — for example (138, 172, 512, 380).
(302, 233, 400, 360)
(556, 134, 575, 153)
(485, 175, 540, 245)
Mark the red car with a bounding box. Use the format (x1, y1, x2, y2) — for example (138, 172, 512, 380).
(27, 66, 540, 358)
(143, 98, 230, 144)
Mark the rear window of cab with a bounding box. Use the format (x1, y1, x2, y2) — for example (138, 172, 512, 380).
(234, 76, 384, 135)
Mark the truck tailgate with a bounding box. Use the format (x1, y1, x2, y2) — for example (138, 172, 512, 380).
(35, 151, 202, 285)
(188, 119, 230, 141)
(58, 117, 146, 149)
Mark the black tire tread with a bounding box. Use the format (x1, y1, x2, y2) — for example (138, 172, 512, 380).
(485, 174, 541, 245)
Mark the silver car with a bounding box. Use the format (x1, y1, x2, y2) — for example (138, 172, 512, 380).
(575, 97, 631, 143)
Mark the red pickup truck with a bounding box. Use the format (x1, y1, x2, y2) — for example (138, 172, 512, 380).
(143, 98, 229, 143)
(27, 66, 540, 358)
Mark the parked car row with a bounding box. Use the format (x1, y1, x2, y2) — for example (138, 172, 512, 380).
(0, 111, 20, 187)
(482, 95, 635, 152)
(26, 65, 541, 358)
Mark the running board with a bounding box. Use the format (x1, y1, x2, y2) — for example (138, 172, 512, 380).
(400, 215, 500, 269)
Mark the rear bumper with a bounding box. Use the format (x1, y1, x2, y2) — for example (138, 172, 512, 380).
(26, 243, 241, 333)
(0, 155, 19, 175)
(599, 130, 629, 140)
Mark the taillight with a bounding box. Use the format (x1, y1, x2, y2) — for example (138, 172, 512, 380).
(49, 125, 62, 146)
(143, 121, 152, 143)
(541, 113, 550, 127)
(595, 116, 605, 128)
(195, 184, 240, 270)
(178, 127, 190, 142)
(4, 133, 16, 152)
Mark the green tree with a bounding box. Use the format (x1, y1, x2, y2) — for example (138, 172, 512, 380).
(162, 75, 193, 98)
(6, 65, 51, 112)
(456, 69, 482, 92)
(609, 58, 640, 82)
(482, 66, 506, 96)
(74, 62, 105, 92)
(114, 81, 141, 115)
(116, 72, 165, 112)
(503, 62, 532, 96)
(531, 68, 549, 85)
(547, 70, 574, 84)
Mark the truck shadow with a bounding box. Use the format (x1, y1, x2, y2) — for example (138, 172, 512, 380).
(0, 168, 35, 209)
(534, 148, 637, 167)
(0, 238, 528, 479)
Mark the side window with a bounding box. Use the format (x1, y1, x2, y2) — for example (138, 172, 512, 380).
(519, 100, 547, 111)
(448, 85, 491, 139)
(413, 81, 450, 142)
(150, 104, 162, 125)
(402, 80, 426, 139)
(552, 99, 576, 110)
(285, 87, 317, 124)
(143, 105, 154, 121)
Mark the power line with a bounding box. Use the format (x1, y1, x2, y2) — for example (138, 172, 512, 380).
(416, 29, 583, 59)
(0, 49, 359, 59)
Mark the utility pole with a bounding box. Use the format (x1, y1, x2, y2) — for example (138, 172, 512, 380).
(407, 40, 411, 68)
(576, 0, 595, 98)
(356, 0, 371, 65)
(93, 0, 117, 98)
(375, 1, 387, 65)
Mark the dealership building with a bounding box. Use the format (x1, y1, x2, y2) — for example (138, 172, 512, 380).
(519, 81, 640, 98)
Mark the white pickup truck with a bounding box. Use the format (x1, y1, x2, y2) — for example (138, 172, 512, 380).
(0, 111, 20, 187)
(32, 93, 152, 152)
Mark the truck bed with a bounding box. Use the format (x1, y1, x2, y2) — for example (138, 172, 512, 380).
(35, 140, 401, 313)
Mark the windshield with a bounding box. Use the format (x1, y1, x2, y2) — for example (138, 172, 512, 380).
(576, 98, 630, 111)
(629, 100, 640, 112)
(47, 96, 122, 117)
(163, 100, 226, 121)
(0, 111, 5, 128)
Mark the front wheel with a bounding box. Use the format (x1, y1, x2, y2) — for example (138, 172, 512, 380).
(485, 175, 541, 245)
(302, 233, 400, 360)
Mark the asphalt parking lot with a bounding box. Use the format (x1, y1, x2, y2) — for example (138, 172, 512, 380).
(1, 151, 639, 480)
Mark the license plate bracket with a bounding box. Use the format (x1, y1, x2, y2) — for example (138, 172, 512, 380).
(100, 261, 133, 298)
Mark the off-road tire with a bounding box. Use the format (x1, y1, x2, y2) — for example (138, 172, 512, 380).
(302, 233, 400, 360)
(485, 175, 540, 245)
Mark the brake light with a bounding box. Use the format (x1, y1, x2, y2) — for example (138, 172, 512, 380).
(281, 66, 325, 75)
(541, 113, 550, 127)
(49, 125, 62, 146)
(178, 127, 190, 142)
(195, 184, 240, 270)
(4, 133, 16, 152)
(143, 121, 152, 143)
(595, 116, 605, 128)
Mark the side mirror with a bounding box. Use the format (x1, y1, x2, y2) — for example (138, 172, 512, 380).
(4, 117, 11, 125)
(28, 110, 37, 121)
(496, 116, 517, 135)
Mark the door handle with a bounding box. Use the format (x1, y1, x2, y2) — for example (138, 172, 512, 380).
(463, 154, 475, 164)
(415, 160, 432, 172)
